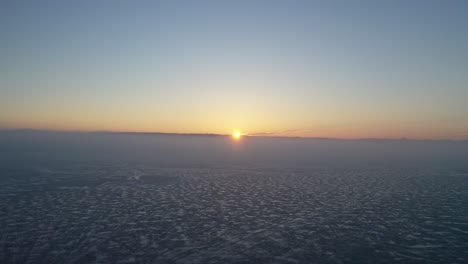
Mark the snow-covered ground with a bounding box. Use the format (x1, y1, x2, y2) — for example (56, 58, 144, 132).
(1, 164, 468, 263)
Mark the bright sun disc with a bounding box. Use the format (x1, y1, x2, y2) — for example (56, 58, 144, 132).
(232, 131, 241, 139)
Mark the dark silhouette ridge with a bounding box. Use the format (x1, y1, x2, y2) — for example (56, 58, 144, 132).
(0, 129, 467, 143)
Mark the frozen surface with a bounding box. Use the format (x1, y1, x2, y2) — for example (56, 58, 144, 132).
(2, 165, 468, 263)
(1, 133, 468, 263)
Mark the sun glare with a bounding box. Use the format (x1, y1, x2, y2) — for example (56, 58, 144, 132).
(232, 130, 241, 140)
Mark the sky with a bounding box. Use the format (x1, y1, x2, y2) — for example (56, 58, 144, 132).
(1, 0, 467, 139)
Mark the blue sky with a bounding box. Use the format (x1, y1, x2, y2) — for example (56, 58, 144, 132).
(1, 0, 467, 138)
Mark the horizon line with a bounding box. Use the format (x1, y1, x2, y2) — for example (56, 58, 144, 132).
(1, 128, 467, 142)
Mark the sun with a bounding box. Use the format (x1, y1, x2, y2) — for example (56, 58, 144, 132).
(232, 130, 241, 140)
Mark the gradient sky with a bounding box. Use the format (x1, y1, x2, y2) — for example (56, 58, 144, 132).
(1, 0, 467, 139)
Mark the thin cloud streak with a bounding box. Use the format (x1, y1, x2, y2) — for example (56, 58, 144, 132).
(246, 129, 304, 136)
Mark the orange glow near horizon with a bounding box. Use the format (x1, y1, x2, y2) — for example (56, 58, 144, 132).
(1, 112, 467, 140)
